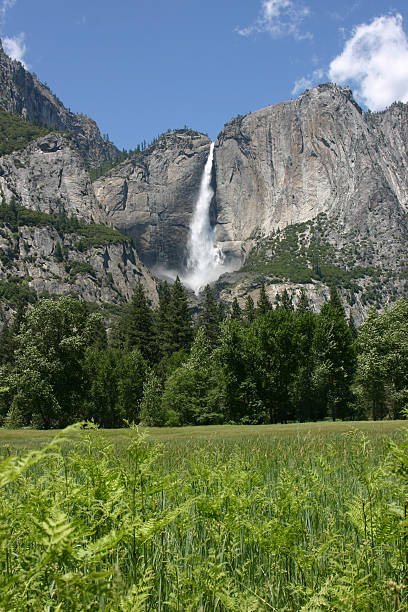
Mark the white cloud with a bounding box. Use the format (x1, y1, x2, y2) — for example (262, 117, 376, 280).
(237, 0, 312, 41)
(328, 14, 408, 110)
(0, 1, 28, 68)
(0, 0, 16, 26)
(292, 68, 324, 95)
(3, 32, 27, 67)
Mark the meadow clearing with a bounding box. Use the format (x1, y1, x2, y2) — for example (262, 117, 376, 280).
(0, 420, 407, 611)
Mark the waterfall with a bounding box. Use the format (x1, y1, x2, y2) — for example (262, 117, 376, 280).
(183, 143, 226, 294)
(154, 142, 241, 293)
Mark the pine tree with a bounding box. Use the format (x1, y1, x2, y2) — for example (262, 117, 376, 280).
(312, 301, 355, 421)
(230, 297, 242, 321)
(348, 313, 358, 339)
(297, 287, 311, 312)
(217, 301, 228, 324)
(139, 369, 165, 426)
(329, 285, 346, 317)
(197, 285, 220, 347)
(0, 298, 27, 365)
(156, 281, 173, 358)
(119, 281, 155, 361)
(89, 315, 108, 351)
(280, 289, 293, 311)
(168, 276, 192, 353)
(0, 320, 13, 365)
(257, 282, 272, 316)
(243, 295, 256, 325)
(11, 297, 26, 336)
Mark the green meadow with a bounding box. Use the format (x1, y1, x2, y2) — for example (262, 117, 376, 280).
(1, 421, 407, 610)
(0, 419, 404, 447)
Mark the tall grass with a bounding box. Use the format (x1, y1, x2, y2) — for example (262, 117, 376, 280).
(0, 423, 407, 610)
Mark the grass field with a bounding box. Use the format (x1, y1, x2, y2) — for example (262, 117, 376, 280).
(0, 419, 405, 448)
(1, 420, 408, 610)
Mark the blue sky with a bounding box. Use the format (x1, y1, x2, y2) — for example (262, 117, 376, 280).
(1, 1, 408, 151)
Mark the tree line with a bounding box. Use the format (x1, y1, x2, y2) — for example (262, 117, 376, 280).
(0, 279, 407, 428)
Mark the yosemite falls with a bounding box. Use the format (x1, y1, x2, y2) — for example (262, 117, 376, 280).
(183, 143, 227, 294)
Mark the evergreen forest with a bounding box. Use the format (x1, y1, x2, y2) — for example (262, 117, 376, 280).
(1, 279, 407, 429)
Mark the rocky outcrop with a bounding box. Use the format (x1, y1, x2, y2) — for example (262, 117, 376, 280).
(0, 133, 106, 224)
(213, 84, 408, 265)
(94, 130, 212, 268)
(0, 40, 118, 168)
(0, 132, 158, 307)
(0, 224, 158, 307)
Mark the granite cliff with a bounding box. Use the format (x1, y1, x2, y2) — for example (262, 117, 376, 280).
(0, 133, 105, 223)
(210, 84, 408, 317)
(0, 128, 157, 317)
(94, 129, 212, 269)
(213, 84, 408, 257)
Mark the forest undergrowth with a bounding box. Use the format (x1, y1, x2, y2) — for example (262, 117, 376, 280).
(1, 423, 408, 611)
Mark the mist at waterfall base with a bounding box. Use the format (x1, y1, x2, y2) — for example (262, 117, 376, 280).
(155, 143, 241, 295)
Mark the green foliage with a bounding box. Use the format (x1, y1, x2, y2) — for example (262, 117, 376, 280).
(329, 285, 346, 317)
(156, 281, 173, 359)
(213, 306, 351, 425)
(197, 284, 221, 347)
(65, 260, 96, 279)
(0, 424, 407, 610)
(54, 240, 63, 262)
(167, 276, 193, 353)
(312, 303, 356, 421)
(89, 150, 129, 181)
(230, 296, 242, 320)
(0, 200, 129, 248)
(82, 347, 147, 427)
(162, 327, 222, 425)
(3, 403, 24, 429)
(0, 276, 36, 306)
(117, 281, 155, 361)
(139, 369, 165, 426)
(243, 218, 378, 289)
(1, 275, 407, 431)
(82, 347, 125, 426)
(116, 349, 148, 422)
(355, 299, 408, 419)
(279, 288, 294, 311)
(297, 286, 311, 312)
(243, 294, 255, 325)
(256, 281, 272, 316)
(0, 111, 51, 155)
(1, 297, 100, 427)
(74, 223, 130, 250)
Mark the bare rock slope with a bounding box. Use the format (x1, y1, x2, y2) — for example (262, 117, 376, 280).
(0, 133, 157, 309)
(213, 84, 408, 260)
(209, 85, 408, 316)
(0, 133, 105, 223)
(94, 130, 212, 268)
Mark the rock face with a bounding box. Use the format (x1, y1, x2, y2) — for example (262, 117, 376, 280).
(204, 84, 408, 319)
(0, 133, 158, 308)
(213, 84, 408, 261)
(0, 224, 157, 307)
(0, 41, 117, 168)
(0, 133, 106, 224)
(94, 130, 212, 268)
